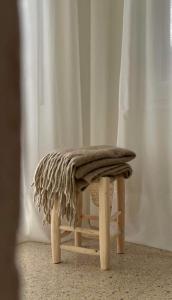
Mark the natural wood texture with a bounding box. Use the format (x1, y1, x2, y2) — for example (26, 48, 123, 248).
(60, 225, 99, 237)
(81, 214, 99, 221)
(50, 176, 126, 270)
(116, 177, 125, 254)
(61, 245, 99, 256)
(74, 192, 83, 246)
(111, 210, 122, 222)
(51, 200, 61, 263)
(81, 211, 121, 225)
(99, 177, 111, 270)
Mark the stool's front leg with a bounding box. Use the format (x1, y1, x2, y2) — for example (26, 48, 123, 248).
(99, 177, 110, 270)
(116, 177, 125, 254)
(74, 192, 83, 247)
(51, 200, 61, 263)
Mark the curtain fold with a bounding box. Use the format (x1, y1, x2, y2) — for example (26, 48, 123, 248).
(20, 0, 86, 241)
(20, 0, 172, 251)
(118, 0, 172, 251)
(20, 0, 123, 242)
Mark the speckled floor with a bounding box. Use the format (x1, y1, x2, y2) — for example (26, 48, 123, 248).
(16, 240, 172, 300)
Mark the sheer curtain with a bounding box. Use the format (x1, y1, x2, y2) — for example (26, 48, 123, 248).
(19, 0, 123, 242)
(118, 0, 172, 251)
(20, 0, 172, 251)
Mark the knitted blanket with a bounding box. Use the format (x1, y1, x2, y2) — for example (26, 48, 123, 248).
(33, 145, 136, 225)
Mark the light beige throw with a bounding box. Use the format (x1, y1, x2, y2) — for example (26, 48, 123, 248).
(33, 145, 136, 225)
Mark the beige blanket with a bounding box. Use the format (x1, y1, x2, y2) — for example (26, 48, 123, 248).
(33, 145, 136, 224)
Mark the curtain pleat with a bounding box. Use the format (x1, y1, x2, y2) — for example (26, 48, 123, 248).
(20, 0, 123, 242)
(19, 0, 172, 252)
(118, 0, 172, 251)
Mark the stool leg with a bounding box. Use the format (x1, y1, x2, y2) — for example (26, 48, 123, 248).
(116, 177, 125, 254)
(99, 177, 110, 270)
(75, 192, 83, 247)
(51, 200, 61, 263)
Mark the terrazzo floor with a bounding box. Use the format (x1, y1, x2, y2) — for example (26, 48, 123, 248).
(16, 240, 172, 300)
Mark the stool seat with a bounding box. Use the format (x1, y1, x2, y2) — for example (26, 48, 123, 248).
(51, 176, 125, 270)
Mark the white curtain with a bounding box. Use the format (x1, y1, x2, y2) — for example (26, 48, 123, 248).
(19, 0, 123, 242)
(118, 0, 172, 251)
(20, 0, 172, 251)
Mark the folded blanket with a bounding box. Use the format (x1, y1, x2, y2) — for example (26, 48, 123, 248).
(33, 145, 136, 225)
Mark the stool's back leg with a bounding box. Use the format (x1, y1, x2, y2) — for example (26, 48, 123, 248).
(116, 177, 125, 254)
(99, 177, 110, 270)
(74, 192, 83, 247)
(51, 200, 61, 263)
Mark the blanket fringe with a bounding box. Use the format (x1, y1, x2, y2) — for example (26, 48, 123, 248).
(33, 152, 78, 225)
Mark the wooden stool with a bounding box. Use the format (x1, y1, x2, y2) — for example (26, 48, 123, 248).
(51, 176, 125, 270)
